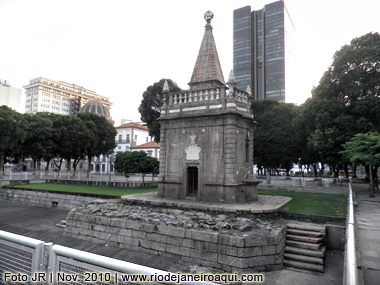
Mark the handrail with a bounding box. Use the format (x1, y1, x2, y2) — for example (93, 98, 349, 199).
(0, 230, 216, 285)
(344, 179, 359, 285)
(49, 244, 216, 285)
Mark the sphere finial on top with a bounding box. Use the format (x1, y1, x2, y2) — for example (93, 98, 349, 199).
(204, 10, 214, 23)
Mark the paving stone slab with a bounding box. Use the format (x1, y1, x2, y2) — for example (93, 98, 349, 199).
(121, 192, 291, 214)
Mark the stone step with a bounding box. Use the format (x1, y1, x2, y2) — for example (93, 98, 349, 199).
(284, 253, 324, 265)
(287, 228, 324, 238)
(286, 240, 321, 251)
(286, 234, 324, 244)
(284, 259, 324, 273)
(287, 223, 325, 233)
(285, 246, 326, 258)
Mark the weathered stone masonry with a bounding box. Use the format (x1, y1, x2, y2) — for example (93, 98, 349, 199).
(0, 188, 107, 210)
(64, 205, 286, 273)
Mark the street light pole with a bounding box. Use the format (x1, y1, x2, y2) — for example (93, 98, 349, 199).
(108, 152, 114, 182)
(369, 164, 375, 197)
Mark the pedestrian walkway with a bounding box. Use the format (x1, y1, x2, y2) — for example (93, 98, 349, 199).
(355, 191, 380, 285)
(0, 200, 343, 284)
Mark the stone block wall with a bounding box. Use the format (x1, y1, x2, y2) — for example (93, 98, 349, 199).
(0, 188, 101, 210)
(64, 212, 286, 273)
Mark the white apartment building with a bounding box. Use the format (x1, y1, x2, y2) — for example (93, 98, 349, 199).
(131, 141, 160, 159)
(91, 122, 159, 174)
(115, 122, 152, 153)
(0, 79, 24, 113)
(24, 76, 111, 116)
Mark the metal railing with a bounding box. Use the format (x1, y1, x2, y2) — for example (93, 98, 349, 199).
(344, 179, 359, 285)
(0, 231, 45, 284)
(257, 176, 350, 188)
(0, 230, 215, 285)
(0, 171, 158, 183)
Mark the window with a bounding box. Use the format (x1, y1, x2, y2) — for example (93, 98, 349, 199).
(126, 134, 130, 143)
(102, 164, 105, 172)
(147, 150, 153, 157)
(119, 134, 122, 142)
(146, 137, 148, 142)
(135, 135, 137, 140)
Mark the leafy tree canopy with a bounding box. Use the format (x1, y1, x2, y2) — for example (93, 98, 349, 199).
(312, 32, 380, 104)
(138, 79, 182, 142)
(0, 106, 25, 170)
(77, 113, 117, 156)
(114, 151, 159, 177)
(22, 113, 54, 168)
(342, 132, 380, 166)
(252, 100, 298, 174)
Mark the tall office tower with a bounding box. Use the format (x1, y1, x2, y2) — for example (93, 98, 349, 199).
(24, 76, 112, 116)
(233, 0, 295, 102)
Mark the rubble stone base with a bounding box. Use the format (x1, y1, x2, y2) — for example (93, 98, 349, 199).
(64, 207, 286, 273)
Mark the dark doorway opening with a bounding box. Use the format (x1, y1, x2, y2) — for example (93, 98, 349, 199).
(187, 167, 198, 196)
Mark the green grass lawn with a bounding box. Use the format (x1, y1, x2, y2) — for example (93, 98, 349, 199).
(7, 183, 347, 217)
(9, 183, 157, 197)
(258, 189, 347, 217)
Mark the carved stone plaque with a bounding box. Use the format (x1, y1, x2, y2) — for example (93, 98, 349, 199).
(185, 132, 201, 160)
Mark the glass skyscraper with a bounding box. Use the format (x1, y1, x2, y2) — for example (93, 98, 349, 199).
(233, 1, 295, 102)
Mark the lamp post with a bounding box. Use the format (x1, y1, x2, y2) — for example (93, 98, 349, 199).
(369, 164, 375, 197)
(108, 152, 114, 182)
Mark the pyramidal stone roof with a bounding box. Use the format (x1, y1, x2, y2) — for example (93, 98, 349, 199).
(188, 11, 225, 90)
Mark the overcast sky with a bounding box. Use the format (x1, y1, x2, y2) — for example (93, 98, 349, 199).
(1, 0, 379, 126)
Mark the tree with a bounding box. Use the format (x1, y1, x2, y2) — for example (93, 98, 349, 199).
(292, 98, 321, 175)
(251, 100, 298, 176)
(114, 151, 159, 182)
(342, 132, 380, 194)
(21, 113, 54, 170)
(77, 113, 117, 172)
(0, 106, 25, 171)
(302, 32, 380, 176)
(38, 112, 65, 171)
(42, 114, 93, 172)
(138, 79, 182, 141)
(313, 32, 380, 104)
(60, 116, 94, 173)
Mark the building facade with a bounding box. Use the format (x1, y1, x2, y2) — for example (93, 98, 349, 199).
(89, 122, 156, 174)
(233, 0, 295, 102)
(114, 122, 153, 153)
(157, 11, 259, 203)
(24, 76, 111, 116)
(0, 79, 24, 113)
(131, 141, 160, 159)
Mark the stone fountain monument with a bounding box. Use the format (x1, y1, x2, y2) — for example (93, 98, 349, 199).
(63, 12, 292, 274)
(157, 10, 260, 203)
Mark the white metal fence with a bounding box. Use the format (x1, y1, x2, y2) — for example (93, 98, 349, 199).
(0, 231, 45, 284)
(0, 171, 158, 183)
(257, 176, 350, 188)
(0, 230, 214, 285)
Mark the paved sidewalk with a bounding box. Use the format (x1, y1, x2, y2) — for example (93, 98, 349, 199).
(0, 200, 344, 284)
(355, 192, 380, 285)
(122, 192, 291, 213)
